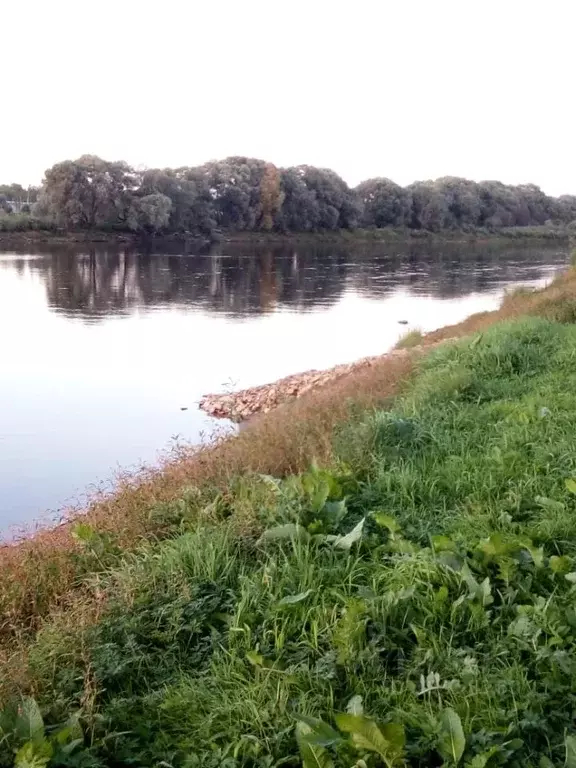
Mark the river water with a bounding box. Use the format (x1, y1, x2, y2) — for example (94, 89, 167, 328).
(0, 239, 569, 532)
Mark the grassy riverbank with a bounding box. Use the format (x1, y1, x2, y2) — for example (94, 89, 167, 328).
(3, 274, 576, 766)
(0, 223, 570, 249)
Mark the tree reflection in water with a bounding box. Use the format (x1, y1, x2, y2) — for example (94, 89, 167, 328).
(1, 240, 570, 323)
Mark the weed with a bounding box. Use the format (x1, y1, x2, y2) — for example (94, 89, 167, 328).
(394, 329, 423, 350)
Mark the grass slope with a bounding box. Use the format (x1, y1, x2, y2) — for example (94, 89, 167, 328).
(4, 316, 576, 766)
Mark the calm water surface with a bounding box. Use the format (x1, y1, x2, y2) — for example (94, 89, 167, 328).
(0, 240, 569, 531)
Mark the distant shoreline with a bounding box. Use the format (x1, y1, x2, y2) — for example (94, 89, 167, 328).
(0, 225, 570, 249)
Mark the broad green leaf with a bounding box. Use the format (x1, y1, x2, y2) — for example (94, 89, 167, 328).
(478, 533, 509, 558)
(301, 471, 317, 497)
(277, 589, 313, 607)
(538, 757, 555, 768)
(14, 739, 53, 768)
(550, 555, 571, 573)
(259, 523, 310, 544)
(535, 496, 565, 512)
(566, 734, 576, 768)
(381, 722, 406, 756)
(346, 695, 364, 715)
(246, 650, 264, 667)
(296, 722, 335, 768)
(565, 478, 576, 495)
(296, 715, 342, 747)
(311, 482, 330, 515)
(15, 698, 44, 744)
(0, 700, 19, 735)
(437, 550, 464, 572)
(505, 738, 523, 751)
(524, 543, 544, 568)
(565, 572, 576, 584)
(461, 565, 493, 606)
(508, 614, 536, 639)
(372, 512, 401, 533)
(333, 518, 365, 551)
(334, 713, 404, 763)
(465, 746, 498, 767)
(389, 536, 418, 554)
(54, 712, 83, 745)
(59, 738, 84, 756)
(431, 534, 455, 551)
(438, 708, 466, 765)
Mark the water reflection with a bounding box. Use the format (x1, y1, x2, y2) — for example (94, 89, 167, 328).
(2, 240, 569, 322)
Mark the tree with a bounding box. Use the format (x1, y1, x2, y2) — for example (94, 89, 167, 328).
(128, 194, 172, 233)
(40, 155, 139, 228)
(356, 178, 412, 227)
(277, 168, 320, 232)
(294, 165, 360, 229)
(0, 183, 27, 202)
(433, 177, 481, 228)
(139, 168, 216, 234)
(408, 181, 450, 231)
(259, 163, 284, 231)
(478, 181, 528, 227)
(557, 195, 576, 223)
(198, 157, 270, 230)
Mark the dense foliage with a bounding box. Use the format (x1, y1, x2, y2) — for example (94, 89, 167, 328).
(4, 317, 576, 765)
(2, 155, 576, 235)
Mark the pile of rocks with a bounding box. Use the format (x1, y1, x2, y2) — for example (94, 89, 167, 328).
(199, 348, 413, 423)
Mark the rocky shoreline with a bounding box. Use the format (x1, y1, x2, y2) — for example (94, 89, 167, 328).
(198, 341, 449, 423)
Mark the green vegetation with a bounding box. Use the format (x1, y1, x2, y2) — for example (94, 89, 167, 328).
(4, 312, 576, 766)
(394, 329, 423, 349)
(0, 213, 55, 233)
(2, 155, 576, 236)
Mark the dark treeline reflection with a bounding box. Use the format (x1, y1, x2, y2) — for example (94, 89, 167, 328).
(3, 241, 569, 322)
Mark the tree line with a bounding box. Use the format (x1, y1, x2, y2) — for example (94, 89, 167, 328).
(0, 183, 39, 213)
(2, 154, 576, 234)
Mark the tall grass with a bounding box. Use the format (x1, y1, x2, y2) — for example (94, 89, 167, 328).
(394, 328, 423, 349)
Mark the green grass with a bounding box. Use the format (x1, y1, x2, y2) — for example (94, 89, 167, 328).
(5, 317, 576, 766)
(394, 329, 423, 350)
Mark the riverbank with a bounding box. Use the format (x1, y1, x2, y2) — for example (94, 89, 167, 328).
(0, 223, 570, 249)
(2, 272, 576, 765)
(199, 340, 452, 423)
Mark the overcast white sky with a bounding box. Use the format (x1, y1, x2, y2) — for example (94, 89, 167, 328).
(3, 0, 575, 194)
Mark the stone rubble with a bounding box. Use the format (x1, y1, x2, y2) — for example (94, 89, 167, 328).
(198, 346, 420, 423)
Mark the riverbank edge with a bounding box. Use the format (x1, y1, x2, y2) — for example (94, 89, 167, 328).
(198, 340, 453, 423)
(0, 224, 570, 249)
(4, 272, 576, 764)
(0, 271, 573, 633)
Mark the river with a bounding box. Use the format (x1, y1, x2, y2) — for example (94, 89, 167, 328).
(0, 239, 569, 532)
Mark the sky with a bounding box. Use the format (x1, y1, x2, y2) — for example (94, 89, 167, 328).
(3, 0, 575, 195)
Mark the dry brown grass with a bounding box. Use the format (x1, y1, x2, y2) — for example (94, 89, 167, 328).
(2, 268, 576, 660)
